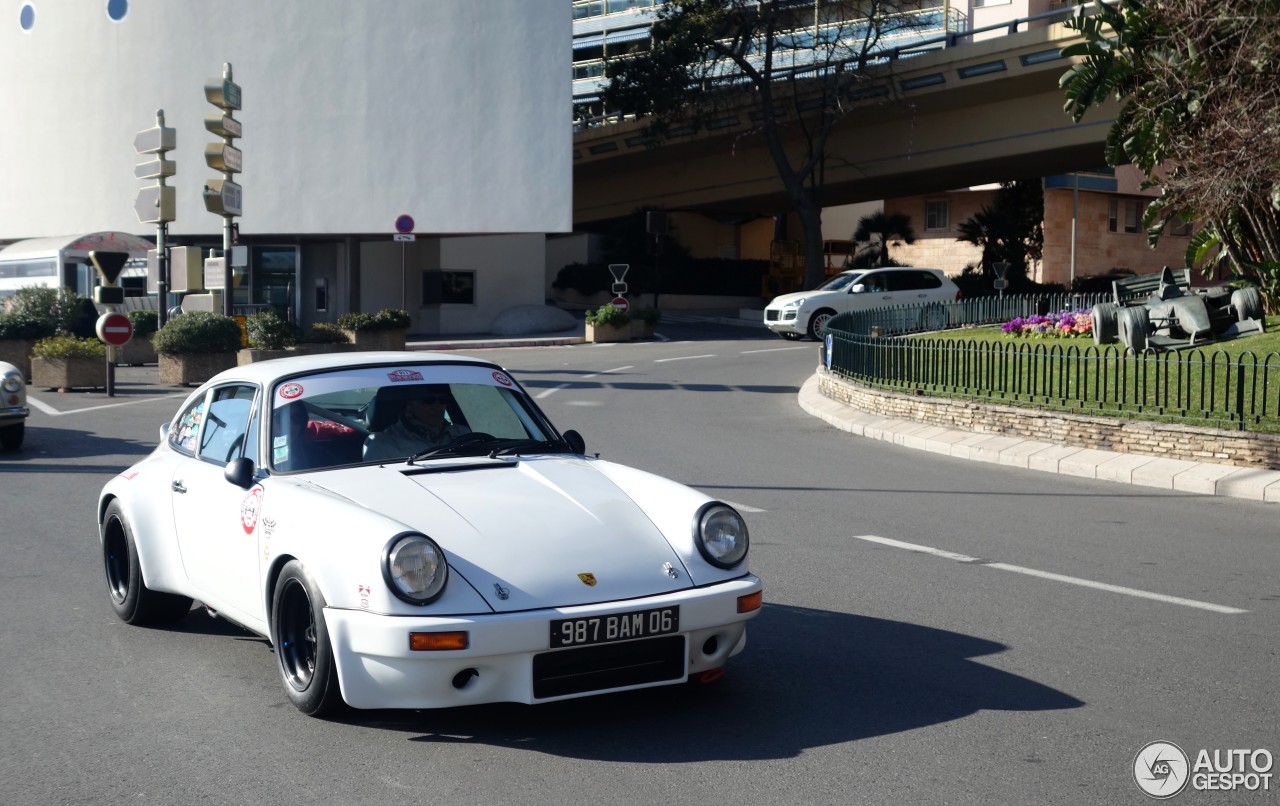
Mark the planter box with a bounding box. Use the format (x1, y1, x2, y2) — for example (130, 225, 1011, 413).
(115, 336, 157, 366)
(342, 329, 406, 352)
(237, 343, 357, 365)
(630, 320, 655, 339)
(586, 322, 632, 343)
(31, 356, 107, 391)
(159, 352, 238, 385)
(0, 339, 36, 381)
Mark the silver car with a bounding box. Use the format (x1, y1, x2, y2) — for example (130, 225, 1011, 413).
(1, 360, 28, 450)
(764, 267, 961, 340)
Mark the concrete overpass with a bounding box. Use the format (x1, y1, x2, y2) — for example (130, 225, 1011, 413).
(572, 19, 1114, 225)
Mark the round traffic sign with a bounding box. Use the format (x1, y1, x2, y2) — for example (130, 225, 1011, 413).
(96, 312, 134, 347)
(395, 215, 415, 234)
(610, 296, 630, 313)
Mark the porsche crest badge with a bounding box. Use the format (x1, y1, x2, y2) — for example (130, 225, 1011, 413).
(577, 572, 597, 587)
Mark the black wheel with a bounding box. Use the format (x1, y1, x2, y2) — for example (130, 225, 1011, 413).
(101, 500, 192, 625)
(271, 560, 342, 716)
(1091, 303, 1119, 345)
(0, 422, 23, 451)
(1231, 287, 1263, 321)
(807, 309, 836, 341)
(1118, 306, 1150, 352)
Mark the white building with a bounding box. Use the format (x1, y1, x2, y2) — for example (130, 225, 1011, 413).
(0, 0, 570, 334)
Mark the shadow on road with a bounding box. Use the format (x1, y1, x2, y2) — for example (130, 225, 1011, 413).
(343, 603, 1083, 761)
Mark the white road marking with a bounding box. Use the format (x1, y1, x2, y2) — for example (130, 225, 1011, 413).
(740, 346, 811, 355)
(721, 499, 766, 513)
(851, 534, 1248, 615)
(654, 354, 715, 363)
(535, 366, 633, 400)
(26, 393, 184, 417)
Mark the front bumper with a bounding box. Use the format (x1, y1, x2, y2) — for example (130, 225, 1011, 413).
(326, 574, 762, 710)
(0, 406, 28, 425)
(763, 308, 803, 335)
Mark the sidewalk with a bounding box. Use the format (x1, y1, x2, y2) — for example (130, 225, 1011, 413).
(797, 374, 1280, 505)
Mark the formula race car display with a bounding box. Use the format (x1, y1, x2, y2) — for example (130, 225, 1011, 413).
(1091, 267, 1265, 351)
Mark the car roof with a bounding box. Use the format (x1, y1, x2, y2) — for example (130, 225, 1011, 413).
(202, 351, 496, 387)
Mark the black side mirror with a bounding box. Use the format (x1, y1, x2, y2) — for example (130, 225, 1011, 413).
(224, 457, 256, 489)
(562, 429, 586, 455)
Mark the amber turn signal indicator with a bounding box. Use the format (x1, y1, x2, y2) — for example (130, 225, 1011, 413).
(409, 631, 469, 651)
(737, 591, 763, 614)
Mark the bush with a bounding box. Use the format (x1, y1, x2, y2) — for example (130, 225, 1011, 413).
(245, 310, 299, 350)
(5, 286, 94, 336)
(152, 311, 244, 355)
(585, 304, 631, 327)
(126, 309, 159, 337)
(337, 308, 411, 332)
(0, 312, 57, 341)
(632, 307, 661, 325)
(303, 323, 351, 344)
(31, 335, 107, 360)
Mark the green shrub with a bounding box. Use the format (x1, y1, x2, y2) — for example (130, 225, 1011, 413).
(632, 307, 661, 325)
(6, 286, 94, 336)
(31, 335, 107, 360)
(303, 323, 351, 344)
(585, 304, 631, 327)
(245, 310, 299, 350)
(337, 308, 411, 332)
(152, 311, 244, 355)
(0, 312, 57, 341)
(126, 309, 159, 337)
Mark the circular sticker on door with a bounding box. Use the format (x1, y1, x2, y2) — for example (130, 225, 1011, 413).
(241, 487, 263, 534)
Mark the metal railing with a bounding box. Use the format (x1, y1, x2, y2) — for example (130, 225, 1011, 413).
(822, 294, 1280, 432)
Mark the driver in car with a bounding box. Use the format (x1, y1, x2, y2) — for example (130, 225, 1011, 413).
(363, 385, 471, 461)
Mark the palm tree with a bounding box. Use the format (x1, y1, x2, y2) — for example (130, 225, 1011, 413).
(853, 211, 916, 267)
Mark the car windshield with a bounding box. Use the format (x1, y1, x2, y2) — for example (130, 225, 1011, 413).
(817, 272, 864, 292)
(267, 364, 561, 471)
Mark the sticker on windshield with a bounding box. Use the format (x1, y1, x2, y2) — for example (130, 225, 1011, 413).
(279, 382, 304, 399)
(492, 371, 513, 387)
(388, 369, 424, 382)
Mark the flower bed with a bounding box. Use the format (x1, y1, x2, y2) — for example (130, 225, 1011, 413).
(1001, 310, 1093, 339)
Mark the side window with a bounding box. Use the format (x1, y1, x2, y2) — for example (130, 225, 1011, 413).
(197, 384, 258, 465)
(169, 393, 209, 455)
(894, 271, 941, 291)
(858, 273, 886, 293)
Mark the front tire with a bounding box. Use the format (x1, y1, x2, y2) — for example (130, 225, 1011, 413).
(102, 500, 192, 625)
(271, 560, 342, 716)
(807, 308, 836, 341)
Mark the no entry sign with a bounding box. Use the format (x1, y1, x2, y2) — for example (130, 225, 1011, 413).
(96, 312, 134, 346)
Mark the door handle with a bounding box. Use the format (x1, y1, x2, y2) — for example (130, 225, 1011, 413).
(172, 479, 187, 494)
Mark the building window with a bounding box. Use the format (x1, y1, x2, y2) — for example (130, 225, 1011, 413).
(925, 200, 949, 231)
(1108, 199, 1143, 234)
(422, 271, 475, 306)
(19, 3, 35, 31)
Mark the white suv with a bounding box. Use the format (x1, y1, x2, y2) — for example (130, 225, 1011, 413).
(763, 267, 961, 340)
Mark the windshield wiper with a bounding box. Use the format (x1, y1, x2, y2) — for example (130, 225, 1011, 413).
(487, 439, 571, 458)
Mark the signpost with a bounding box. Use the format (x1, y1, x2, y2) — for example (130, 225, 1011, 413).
(204, 63, 242, 315)
(89, 251, 131, 397)
(608, 264, 630, 312)
(395, 215, 414, 308)
(134, 110, 176, 327)
(993, 261, 1010, 298)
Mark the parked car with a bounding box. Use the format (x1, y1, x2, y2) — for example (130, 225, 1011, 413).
(1, 360, 27, 450)
(97, 352, 762, 716)
(764, 267, 962, 340)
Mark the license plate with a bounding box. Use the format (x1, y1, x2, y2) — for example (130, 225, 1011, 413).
(550, 606, 680, 648)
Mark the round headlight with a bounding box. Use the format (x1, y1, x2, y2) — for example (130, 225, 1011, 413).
(382, 533, 448, 605)
(1, 373, 21, 394)
(693, 503, 749, 569)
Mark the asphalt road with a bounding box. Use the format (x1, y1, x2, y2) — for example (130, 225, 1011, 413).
(2, 319, 1276, 805)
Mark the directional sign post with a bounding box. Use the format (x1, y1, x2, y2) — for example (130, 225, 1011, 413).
(204, 63, 242, 315)
(134, 109, 176, 327)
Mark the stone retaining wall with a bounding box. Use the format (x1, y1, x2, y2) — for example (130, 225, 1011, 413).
(818, 368, 1280, 470)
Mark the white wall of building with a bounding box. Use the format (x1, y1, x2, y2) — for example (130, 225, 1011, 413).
(0, 0, 570, 239)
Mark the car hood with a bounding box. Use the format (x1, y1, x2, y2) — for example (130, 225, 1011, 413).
(768, 289, 834, 308)
(308, 457, 689, 612)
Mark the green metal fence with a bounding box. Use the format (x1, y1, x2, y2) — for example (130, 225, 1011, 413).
(823, 294, 1280, 432)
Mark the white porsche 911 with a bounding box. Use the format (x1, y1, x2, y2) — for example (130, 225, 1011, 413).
(98, 352, 762, 716)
